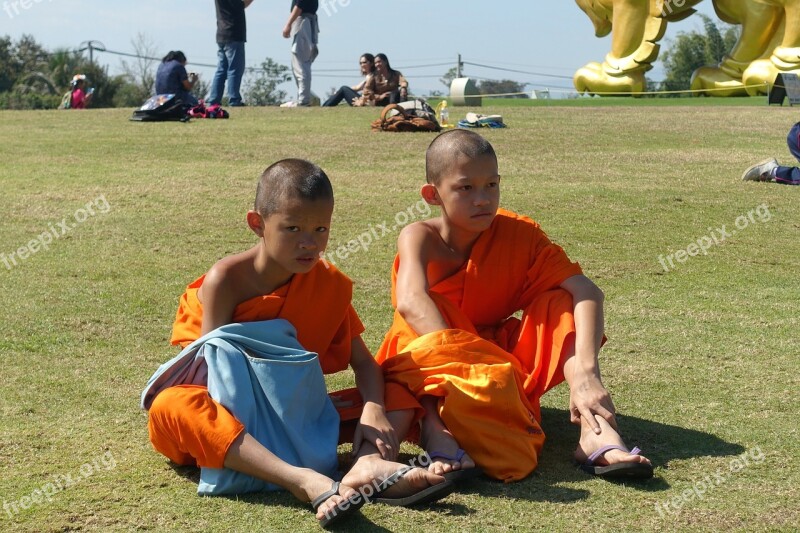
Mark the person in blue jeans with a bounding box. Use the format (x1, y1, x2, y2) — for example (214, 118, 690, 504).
(208, 0, 254, 107)
(155, 51, 199, 106)
(742, 121, 800, 185)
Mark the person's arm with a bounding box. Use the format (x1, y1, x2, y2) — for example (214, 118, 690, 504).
(559, 274, 616, 433)
(182, 72, 198, 91)
(349, 335, 399, 460)
(397, 72, 408, 100)
(351, 78, 366, 92)
(197, 264, 239, 336)
(357, 74, 375, 106)
(394, 224, 450, 335)
(283, 5, 302, 38)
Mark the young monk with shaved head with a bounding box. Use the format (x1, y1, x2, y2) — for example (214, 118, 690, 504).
(376, 131, 654, 482)
(143, 159, 452, 529)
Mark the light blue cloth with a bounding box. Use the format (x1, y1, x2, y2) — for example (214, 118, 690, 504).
(141, 320, 340, 495)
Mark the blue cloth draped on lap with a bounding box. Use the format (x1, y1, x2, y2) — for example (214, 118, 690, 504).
(141, 320, 340, 495)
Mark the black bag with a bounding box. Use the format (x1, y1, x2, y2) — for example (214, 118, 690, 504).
(130, 94, 190, 122)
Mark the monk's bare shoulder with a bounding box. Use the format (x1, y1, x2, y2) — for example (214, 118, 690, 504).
(198, 247, 258, 306)
(397, 219, 447, 263)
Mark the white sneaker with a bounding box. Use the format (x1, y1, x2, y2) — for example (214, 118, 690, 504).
(741, 158, 778, 181)
(280, 100, 298, 108)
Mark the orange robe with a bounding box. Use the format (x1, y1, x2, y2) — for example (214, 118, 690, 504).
(149, 262, 421, 468)
(376, 209, 584, 482)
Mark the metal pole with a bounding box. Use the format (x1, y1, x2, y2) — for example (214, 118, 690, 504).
(457, 54, 462, 78)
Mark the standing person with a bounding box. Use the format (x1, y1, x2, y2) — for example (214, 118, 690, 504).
(207, 0, 254, 107)
(741, 121, 800, 185)
(155, 51, 199, 106)
(355, 53, 408, 107)
(322, 54, 375, 107)
(282, 0, 319, 107)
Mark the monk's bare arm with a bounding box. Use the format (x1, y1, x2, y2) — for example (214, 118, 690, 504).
(349, 336, 386, 407)
(561, 274, 604, 371)
(198, 263, 238, 336)
(395, 224, 450, 335)
(560, 274, 616, 431)
(349, 336, 399, 459)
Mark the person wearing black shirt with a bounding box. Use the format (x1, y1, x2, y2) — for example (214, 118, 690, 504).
(208, 0, 254, 107)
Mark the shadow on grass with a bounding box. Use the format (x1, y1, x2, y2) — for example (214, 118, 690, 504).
(530, 407, 746, 492)
(160, 407, 742, 529)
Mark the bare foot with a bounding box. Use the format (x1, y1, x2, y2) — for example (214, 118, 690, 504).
(422, 426, 476, 476)
(341, 454, 446, 500)
(293, 469, 360, 521)
(574, 415, 652, 467)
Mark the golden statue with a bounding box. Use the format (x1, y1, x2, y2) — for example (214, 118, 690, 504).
(574, 0, 800, 96)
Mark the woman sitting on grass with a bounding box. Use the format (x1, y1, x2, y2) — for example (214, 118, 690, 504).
(68, 75, 93, 109)
(155, 50, 199, 106)
(354, 53, 408, 107)
(322, 53, 375, 107)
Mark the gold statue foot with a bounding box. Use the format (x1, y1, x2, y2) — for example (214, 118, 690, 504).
(742, 55, 800, 96)
(689, 66, 749, 97)
(573, 62, 646, 96)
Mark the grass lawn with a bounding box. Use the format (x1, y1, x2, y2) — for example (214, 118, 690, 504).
(0, 101, 798, 532)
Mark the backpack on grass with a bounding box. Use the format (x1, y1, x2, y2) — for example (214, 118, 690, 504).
(371, 103, 441, 133)
(130, 94, 190, 122)
(187, 101, 229, 119)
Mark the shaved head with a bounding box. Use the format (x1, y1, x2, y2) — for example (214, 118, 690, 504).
(255, 159, 333, 216)
(425, 129, 497, 184)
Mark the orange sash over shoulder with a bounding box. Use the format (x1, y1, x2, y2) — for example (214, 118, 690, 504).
(171, 262, 362, 375)
(376, 209, 583, 481)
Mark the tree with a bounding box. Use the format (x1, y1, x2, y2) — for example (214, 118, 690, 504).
(0, 36, 15, 93)
(243, 57, 292, 106)
(48, 48, 84, 91)
(120, 33, 159, 105)
(12, 34, 49, 79)
(477, 79, 529, 98)
(440, 66, 459, 89)
(660, 15, 741, 91)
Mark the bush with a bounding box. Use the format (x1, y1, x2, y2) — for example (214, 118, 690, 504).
(0, 91, 61, 110)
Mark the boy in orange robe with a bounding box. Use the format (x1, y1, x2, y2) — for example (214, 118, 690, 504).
(376, 131, 653, 482)
(145, 159, 451, 528)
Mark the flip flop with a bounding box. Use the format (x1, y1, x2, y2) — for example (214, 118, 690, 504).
(371, 466, 455, 507)
(578, 445, 654, 480)
(312, 481, 366, 529)
(428, 450, 484, 482)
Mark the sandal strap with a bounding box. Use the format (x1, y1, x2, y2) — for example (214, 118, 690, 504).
(311, 481, 340, 510)
(586, 445, 641, 465)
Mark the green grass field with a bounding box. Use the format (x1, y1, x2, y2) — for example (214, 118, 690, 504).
(1, 100, 798, 532)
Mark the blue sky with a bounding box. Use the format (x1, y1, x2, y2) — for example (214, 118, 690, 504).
(2, 0, 719, 97)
